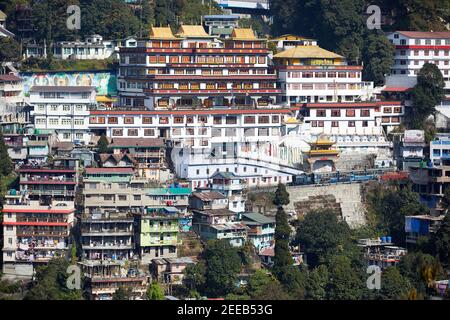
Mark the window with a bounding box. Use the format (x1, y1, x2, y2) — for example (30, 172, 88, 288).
(362, 121, 368, 127)
(36, 118, 46, 125)
(49, 118, 59, 126)
(318, 121, 324, 127)
(331, 110, 341, 117)
(142, 117, 153, 124)
(134, 195, 141, 201)
(63, 133, 70, 140)
(61, 118, 71, 125)
(346, 110, 355, 117)
(258, 116, 270, 124)
(272, 115, 280, 123)
(331, 121, 339, 127)
(74, 118, 84, 126)
(244, 116, 255, 124)
(50, 105, 58, 111)
(360, 109, 370, 117)
(112, 129, 123, 136)
(119, 195, 127, 201)
(174, 116, 184, 124)
(62, 105, 70, 112)
(213, 116, 222, 124)
(104, 195, 113, 201)
(128, 129, 138, 136)
(311, 121, 317, 127)
(124, 117, 134, 124)
(108, 117, 118, 124)
(348, 121, 355, 127)
(316, 110, 326, 117)
(394, 107, 402, 113)
(144, 129, 154, 136)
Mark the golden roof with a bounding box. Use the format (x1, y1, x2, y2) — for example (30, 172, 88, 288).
(177, 25, 210, 38)
(96, 96, 117, 103)
(309, 139, 336, 146)
(271, 34, 315, 41)
(273, 45, 344, 59)
(231, 28, 257, 40)
(0, 10, 6, 20)
(149, 26, 177, 39)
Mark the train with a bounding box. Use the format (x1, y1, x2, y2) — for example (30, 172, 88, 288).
(291, 169, 385, 186)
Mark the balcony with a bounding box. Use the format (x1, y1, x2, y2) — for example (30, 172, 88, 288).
(82, 230, 133, 237)
(16, 217, 69, 224)
(21, 176, 76, 185)
(16, 230, 69, 237)
(82, 243, 133, 250)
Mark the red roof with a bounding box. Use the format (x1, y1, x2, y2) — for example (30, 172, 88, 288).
(2, 209, 74, 214)
(382, 87, 412, 92)
(85, 167, 134, 174)
(0, 74, 22, 82)
(2, 222, 69, 227)
(91, 108, 292, 116)
(394, 31, 450, 39)
(380, 172, 409, 181)
(259, 247, 274, 257)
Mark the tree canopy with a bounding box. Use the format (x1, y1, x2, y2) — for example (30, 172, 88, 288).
(146, 282, 165, 300)
(296, 209, 351, 267)
(24, 259, 84, 300)
(409, 63, 445, 129)
(203, 240, 242, 297)
(0, 131, 13, 177)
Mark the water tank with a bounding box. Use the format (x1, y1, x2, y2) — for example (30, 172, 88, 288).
(387, 236, 392, 243)
(381, 237, 387, 243)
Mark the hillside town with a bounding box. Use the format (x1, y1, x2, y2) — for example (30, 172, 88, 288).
(0, 0, 449, 301)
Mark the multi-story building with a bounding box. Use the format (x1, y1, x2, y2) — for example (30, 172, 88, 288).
(357, 238, 407, 270)
(273, 43, 374, 105)
(203, 14, 240, 38)
(118, 25, 280, 109)
(241, 212, 275, 252)
(0, 74, 25, 105)
(52, 35, 116, 60)
(431, 134, 450, 166)
(387, 31, 450, 96)
(108, 137, 169, 181)
(401, 130, 425, 171)
(190, 191, 248, 247)
(151, 257, 196, 285)
(1, 159, 78, 279)
(210, 171, 247, 214)
(79, 260, 148, 300)
(294, 101, 403, 153)
(405, 215, 445, 245)
(137, 207, 180, 264)
(30, 86, 96, 145)
(88, 108, 303, 188)
(410, 163, 450, 214)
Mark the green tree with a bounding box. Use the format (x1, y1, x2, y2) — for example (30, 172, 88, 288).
(362, 32, 395, 85)
(112, 286, 133, 300)
(305, 264, 329, 300)
(398, 252, 442, 296)
(252, 279, 291, 300)
(146, 282, 165, 300)
(247, 269, 273, 298)
(409, 63, 445, 128)
(80, 0, 141, 39)
(273, 183, 290, 206)
(24, 258, 83, 300)
(326, 254, 364, 300)
(0, 131, 13, 177)
(432, 211, 450, 268)
(0, 37, 21, 62)
(376, 267, 411, 300)
(296, 209, 351, 267)
(31, 0, 80, 44)
(183, 261, 206, 292)
(203, 240, 241, 297)
(97, 135, 109, 154)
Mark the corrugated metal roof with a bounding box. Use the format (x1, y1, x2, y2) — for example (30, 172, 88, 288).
(274, 45, 343, 59)
(242, 212, 275, 225)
